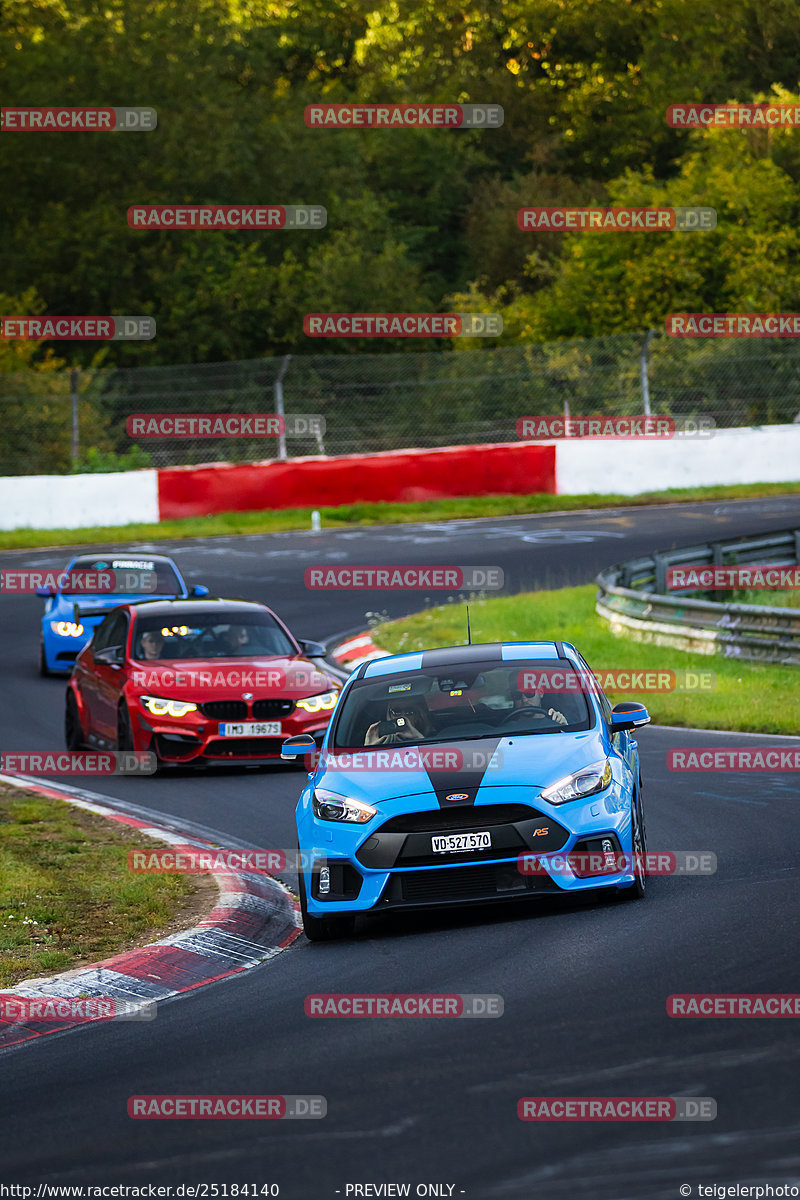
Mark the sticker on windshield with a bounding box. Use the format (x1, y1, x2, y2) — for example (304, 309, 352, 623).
(112, 559, 155, 570)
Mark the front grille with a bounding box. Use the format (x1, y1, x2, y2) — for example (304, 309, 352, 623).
(378, 804, 541, 833)
(200, 700, 248, 720)
(56, 651, 79, 662)
(253, 698, 294, 719)
(399, 863, 529, 904)
(203, 737, 284, 759)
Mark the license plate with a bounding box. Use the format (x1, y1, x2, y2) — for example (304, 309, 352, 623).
(218, 721, 281, 737)
(431, 831, 491, 854)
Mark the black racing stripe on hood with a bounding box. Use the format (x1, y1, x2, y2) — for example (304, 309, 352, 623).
(424, 737, 502, 807)
(420, 643, 503, 670)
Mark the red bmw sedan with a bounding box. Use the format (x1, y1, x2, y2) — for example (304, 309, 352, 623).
(65, 598, 341, 767)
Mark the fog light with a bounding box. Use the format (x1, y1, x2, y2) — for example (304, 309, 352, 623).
(318, 865, 330, 895)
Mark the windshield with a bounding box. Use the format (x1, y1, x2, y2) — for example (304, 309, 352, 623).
(132, 611, 296, 660)
(333, 660, 594, 749)
(63, 556, 182, 596)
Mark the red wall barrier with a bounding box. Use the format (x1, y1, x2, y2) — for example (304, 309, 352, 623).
(157, 442, 556, 519)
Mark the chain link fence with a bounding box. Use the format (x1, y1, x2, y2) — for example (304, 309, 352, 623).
(3, 330, 800, 474)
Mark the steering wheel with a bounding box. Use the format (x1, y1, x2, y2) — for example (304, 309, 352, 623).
(498, 706, 552, 726)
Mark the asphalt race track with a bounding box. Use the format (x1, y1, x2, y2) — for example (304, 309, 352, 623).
(2, 496, 800, 1198)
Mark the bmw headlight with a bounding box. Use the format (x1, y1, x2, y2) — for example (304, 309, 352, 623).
(312, 788, 376, 824)
(540, 759, 612, 805)
(296, 691, 339, 713)
(51, 621, 84, 637)
(141, 696, 198, 718)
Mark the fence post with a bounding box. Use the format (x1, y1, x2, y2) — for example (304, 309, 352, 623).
(70, 368, 79, 467)
(640, 330, 655, 417)
(274, 355, 291, 461)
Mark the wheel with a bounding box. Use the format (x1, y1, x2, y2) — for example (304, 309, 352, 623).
(117, 702, 135, 751)
(618, 787, 647, 900)
(65, 690, 84, 749)
(39, 640, 52, 677)
(297, 857, 355, 942)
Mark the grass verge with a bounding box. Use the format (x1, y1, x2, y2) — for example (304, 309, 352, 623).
(372, 584, 799, 735)
(2, 481, 799, 551)
(0, 785, 210, 989)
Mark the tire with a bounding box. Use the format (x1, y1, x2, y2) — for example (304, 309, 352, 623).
(297, 858, 356, 942)
(117, 702, 135, 751)
(618, 788, 647, 900)
(65, 690, 84, 749)
(39, 640, 52, 677)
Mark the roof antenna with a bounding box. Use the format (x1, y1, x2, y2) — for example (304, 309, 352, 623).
(466, 604, 472, 645)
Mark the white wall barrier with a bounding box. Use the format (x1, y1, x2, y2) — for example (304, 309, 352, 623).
(0, 425, 798, 529)
(555, 423, 800, 496)
(0, 469, 159, 531)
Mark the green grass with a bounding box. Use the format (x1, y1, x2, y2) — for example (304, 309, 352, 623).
(0, 787, 199, 988)
(372, 584, 800, 735)
(2, 480, 800, 551)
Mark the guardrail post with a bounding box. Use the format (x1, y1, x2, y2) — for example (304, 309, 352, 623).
(653, 553, 667, 594)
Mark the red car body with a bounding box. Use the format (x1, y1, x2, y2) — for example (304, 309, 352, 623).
(66, 598, 342, 766)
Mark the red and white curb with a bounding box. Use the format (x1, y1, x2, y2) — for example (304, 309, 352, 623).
(329, 632, 389, 671)
(0, 774, 301, 1052)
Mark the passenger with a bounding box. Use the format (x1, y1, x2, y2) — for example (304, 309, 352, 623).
(365, 700, 434, 745)
(139, 630, 164, 661)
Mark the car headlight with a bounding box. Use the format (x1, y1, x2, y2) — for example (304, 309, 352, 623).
(296, 691, 339, 713)
(140, 696, 198, 718)
(51, 621, 84, 637)
(312, 788, 376, 824)
(540, 759, 612, 805)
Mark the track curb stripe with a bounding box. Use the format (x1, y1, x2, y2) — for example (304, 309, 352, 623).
(0, 774, 301, 1051)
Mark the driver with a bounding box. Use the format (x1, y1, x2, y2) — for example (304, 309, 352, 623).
(219, 624, 250, 654)
(139, 630, 164, 661)
(511, 686, 568, 726)
(365, 699, 434, 745)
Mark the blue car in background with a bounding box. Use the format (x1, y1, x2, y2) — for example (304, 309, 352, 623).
(283, 640, 651, 940)
(38, 551, 209, 675)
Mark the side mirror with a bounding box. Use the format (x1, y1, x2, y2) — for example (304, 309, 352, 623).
(190, 585, 209, 597)
(281, 734, 317, 760)
(299, 638, 327, 658)
(95, 646, 124, 668)
(36, 585, 56, 598)
(610, 702, 650, 732)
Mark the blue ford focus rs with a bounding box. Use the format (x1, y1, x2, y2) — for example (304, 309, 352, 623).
(283, 640, 650, 940)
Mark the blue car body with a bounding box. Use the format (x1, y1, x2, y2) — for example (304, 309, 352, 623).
(291, 640, 650, 937)
(39, 552, 208, 675)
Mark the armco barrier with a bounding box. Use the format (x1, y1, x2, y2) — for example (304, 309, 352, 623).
(156, 442, 557, 520)
(596, 528, 800, 665)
